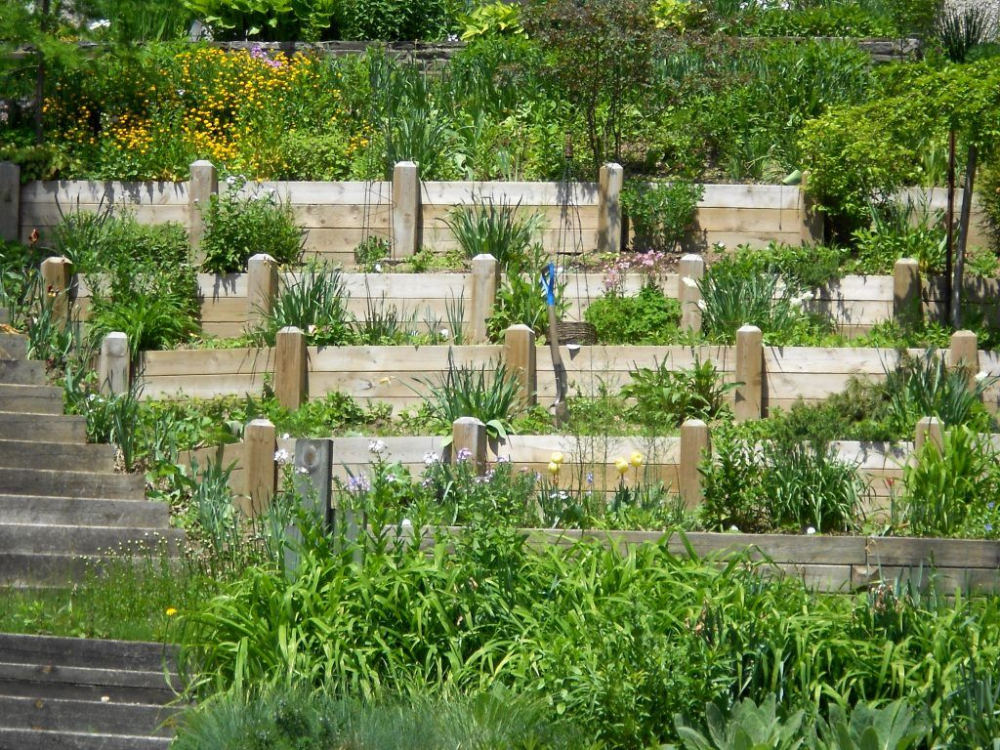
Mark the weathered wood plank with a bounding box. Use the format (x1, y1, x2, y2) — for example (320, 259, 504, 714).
(422, 181, 600, 206)
(139, 347, 273, 377)
(308, 344, 500, 373)
(21, 180, 190, 205)
(238, 181, 391, 204)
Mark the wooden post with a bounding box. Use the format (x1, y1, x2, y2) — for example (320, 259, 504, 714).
(914, 416, 944, 456)
(98, 332, 129, 396)
(680, 419, 710, 509)
(452, 417, 487, 475)
(188, 160, 218, 263)
(40, 256, 71, 328)
(247, 253, 278, 325)
(470, 253, 499, 343)
(275, 326, 307, 410)
(503, 324, 536, 408)
(799, 171, 823, 244)
(244, 418, 277, 516)
(678, 254, 705, 333)
(893, 258, 922, 328)
(392, 161, 419, 258)
(949, 329, 979, 390)
(0, 162, 19, 242)
(734, 325, 763, 421)
(597, 163, 623, 254)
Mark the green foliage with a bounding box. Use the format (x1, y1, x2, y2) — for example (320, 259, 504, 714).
(947, 665, 1000, 750)
(487, 251, 568, 342)
(414, 350, 524, 441)
(670, 694, 805, 750)
(936, 4, 997, 64)
(585, 284, 683, 345)
(622, 356, 735, 429)
(461, 2, 525, 41)
(200, 180, 303, 273)
(700, 426, 867, 533)
(353, 236, 391, 272)
(342, 0, 454, 41)
(847, 200, 946, 276)
(812, 700, 926, 750)
(902, 425, 1000, 538)
(622, 180, 704, 252)
(182, 0, 342, 41)
(444, 196, 543, 267)
(699, 260, 833, 345)
(248, 263, 353, 347)
(724, 242, 847, 292)
(172, 687, 591, 750)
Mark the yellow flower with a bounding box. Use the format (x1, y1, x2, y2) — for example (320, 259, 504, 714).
(165, 607, 178, 617)
(547, 461, 560, 476)
(630, 451, 643, 468)
(550, 452, 564, 465)
(614, 457, 629, 476)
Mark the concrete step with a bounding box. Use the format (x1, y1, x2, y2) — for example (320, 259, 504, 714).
(0, 413, 87, 444)
(0, 635, 176, 674)
(0, 468, 144, 500)
(0, 495, 169, 528)
(0, 525, 183, 556)
(0, 441, 115, 473)
(0, 360, 45, 386)
(0, 695, 177, 738)
(0, 727, 172, 750)
(0, 385, 64, 415)
(0, 336, 26, 360)
(0, 663, 177, 705)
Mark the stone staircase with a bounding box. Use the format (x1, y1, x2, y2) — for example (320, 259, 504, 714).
(0, 634, 182, 749)
(0, 332, 183, 586)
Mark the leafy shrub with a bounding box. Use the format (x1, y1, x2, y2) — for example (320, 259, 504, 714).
(902, 425, 1000, 537)
(622, 180, 704, 252)
(848, 200, 946, 275)
(200, 180, 303, 274)
(487, 251, 568, 342)
(414, 350, 524, 441)
(353, 236, 391, 272)
(248, 264, 353, 347)
(183, 0, 343, 41)
(585, 284, 683, 345)
(725, 242, 846, 292)
(622, 356, 735, 428)
(671, 694, 805, 750)
(343, 0, 454, 41)
(700, 426, 867, 533)
(445, 196, 542, 267)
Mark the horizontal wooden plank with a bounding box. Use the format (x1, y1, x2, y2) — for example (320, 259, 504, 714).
(140, 347, 273, 377)
(421, 204, 600, 229)
(21, 180, 189, 205)
(700, 184, 802, 211)
(816, 275, 895, 301)
(538, 345, 737, 378)
(308, 344, 500, 373)
(21, 203, 189, 227)
(239, 181, 391, 205)
(764, 347, 904, 375)
(301, 226, 392, 253)
(867, 537, 1000, 569)
(138, 374, 266, 400)
(860, 565, 1000, 594)
(422, 181, 600, 207)
(690, 207, 799, 234)
(293, 203, 391, 229)
(422, 227, 599, 252)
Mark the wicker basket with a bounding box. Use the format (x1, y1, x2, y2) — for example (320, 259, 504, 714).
(557, 321, 597, 345)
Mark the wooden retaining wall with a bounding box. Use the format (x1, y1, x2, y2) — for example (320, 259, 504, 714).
(7, 160, 989, 261)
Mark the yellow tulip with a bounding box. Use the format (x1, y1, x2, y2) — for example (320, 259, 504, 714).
(614, 457, 629, 475)
(547, 461, 560, 476)
(550, 452, 564, 465)
(630, 451, 643, 468)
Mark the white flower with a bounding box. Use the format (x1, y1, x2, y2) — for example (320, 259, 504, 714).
(447, 34, 459, 42)
(728, 525, 740, 533)
(274, 449, 291, 466)
(696, 299, 707, 311)
(88, 18, 110, 30)
(368, 439, 387, 456)
(423, 451, 440, 465)
(790, 297, 803, 309)
(281, 433, 290, 440)
(806, 526, 817, 535)
(373, 263, 382, 273)
(800, 291, 815, 302)
(439, 328, 450, 339)
(975, 371, 989, 382)
(681, 276, 698, 288)
(225, 175, 236, 186)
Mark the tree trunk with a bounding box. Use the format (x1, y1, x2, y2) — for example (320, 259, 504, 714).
(952, 142, 978, 329)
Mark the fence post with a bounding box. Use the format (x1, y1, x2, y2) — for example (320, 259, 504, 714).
(0, 162, 19, 242)
(244, 418, 277, 516)
(680, 419, 710, 509)
(949, 329, 979, 390)
(40, 256, 72, 328)
(285, 438, 334, 575)
(392, 161, 419, 258)
(247, 253, 278, 325)
(452, 417, 487, 475)
(893, 258, 922, 328)
(798, 171, 823, 244)
(678, 254, 705, 333)
(275, 326, 307, 410)
(99, 332, 129, 396)
(914, 416, 944, 455)
(597, 163, 624, 254)
(188, 160, 218, 263)
(470, 253, 499, 343)
(734, 324, 763, 421)
(503, 324, 536, 408)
